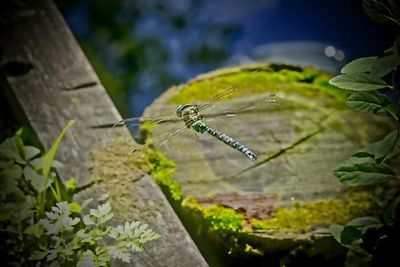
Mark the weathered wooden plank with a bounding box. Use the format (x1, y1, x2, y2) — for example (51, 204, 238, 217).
(0, 0, 208, 266)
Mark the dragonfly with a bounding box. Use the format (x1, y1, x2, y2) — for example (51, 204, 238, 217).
(115, 71, 279, 161)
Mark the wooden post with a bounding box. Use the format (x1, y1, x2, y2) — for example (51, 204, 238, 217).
(0, 0, 208, 266)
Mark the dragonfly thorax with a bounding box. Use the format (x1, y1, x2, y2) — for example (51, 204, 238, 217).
(176, 104, 203, 128)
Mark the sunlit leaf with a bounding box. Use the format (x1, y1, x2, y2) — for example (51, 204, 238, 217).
(329, 73, 390, 91)
(42, 120, 75, 179)
(70, 202, 81, 213)
(29, 156, 43, 170)
(341, 57, 377, 74)
(333, 162, 395, 186)
(83, 215, 96, 226)
(346, 216, 382, 232)
(330, 224, 344, 243)
(23, 146, 40, 160)
(371, 53, 398, 77)
(29, 249, 49, 261)
(23, 165, 52, 192)
(346, 91, 396, 117)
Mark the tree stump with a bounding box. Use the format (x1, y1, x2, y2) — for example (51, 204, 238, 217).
(139, 63, 398, 266)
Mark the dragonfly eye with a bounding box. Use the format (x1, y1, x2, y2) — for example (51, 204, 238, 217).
(176, 104, 191, 117)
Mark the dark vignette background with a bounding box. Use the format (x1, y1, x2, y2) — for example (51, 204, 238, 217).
(55, 0, 394, 118)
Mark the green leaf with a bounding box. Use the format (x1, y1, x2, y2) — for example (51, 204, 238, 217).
(339, 156, 376, 165)
(355, 130, 400, 162)
(108, 245, 131, 263)
(77, 251, 96, 267)
(333, 161, 395, 186)
(2, 163, 22, 180)
(40, 202, 80, 234)
(329, 73, 390, 91)
(0, 136, 25, 164)
(65, 178, 76, 192)
(23, 165, 52, 192)
(363, 0, 400, 25)
(371, 53, 399, 77)
(42, 120, 75, 179)
(29, 156, 43, 169)
(23, 146, 40, 160)
(70, 202, 81, 213)
(346, 91, 396, 117)
(0, 207, 14, 221)
(29, 249, 49, 261)
(95, 246, 112, 266)
(1, 164, 22, 193)
(24, 223, 44, 238)
(0, 159, 13, 169)
(341, 57, 378, 74)
(341, 226, 363, 245)
(83, 214, 96, 226)
(346, 216, 383, 232)
(383, 196, 400, 225)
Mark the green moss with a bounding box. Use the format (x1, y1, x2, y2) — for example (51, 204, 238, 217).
(244, 243, 263, 256)
(141, 148, 183, 201)
(128, 121, 183, 201)
(251, 192, 377, 231)
(127, 64, 379, 262)
(138, 120, 155, 144)
(168, 66, 346, 104)
(182, 197, 244, 232)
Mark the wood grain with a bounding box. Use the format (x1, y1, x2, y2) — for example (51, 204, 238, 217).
(0, 0, 208, 266)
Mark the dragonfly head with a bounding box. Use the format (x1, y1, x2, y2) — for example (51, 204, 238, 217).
(176, 104, 203, 127)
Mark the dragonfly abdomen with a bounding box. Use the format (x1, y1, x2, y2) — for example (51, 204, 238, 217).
(192, 121, 257, 161)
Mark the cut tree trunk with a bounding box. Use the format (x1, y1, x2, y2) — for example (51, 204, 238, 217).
(0, 0, 208, 266)
(141, 63, 399, 265)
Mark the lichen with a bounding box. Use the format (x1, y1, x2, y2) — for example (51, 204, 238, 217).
(90, 134, 143, 184)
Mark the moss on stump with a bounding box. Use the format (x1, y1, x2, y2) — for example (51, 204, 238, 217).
(133, 63, 397, 266)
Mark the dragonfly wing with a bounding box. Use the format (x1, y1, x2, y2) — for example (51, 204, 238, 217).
(202, 93, 282, 120)
(127, 122, 200, 160)
(196, 67, 269, 113)
(115, 114, 181, 143)
(150, 122, 201, 157)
